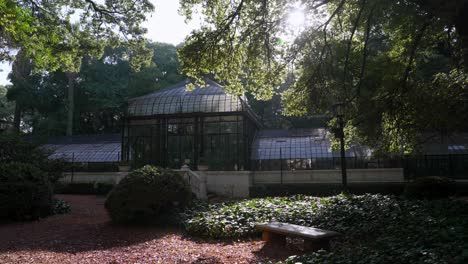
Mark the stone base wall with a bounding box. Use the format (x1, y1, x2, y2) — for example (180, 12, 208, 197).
(200, 171, 252, 198)
(201, 168, 404, 198)
(60, 172, 128, 184)
(60, 168, 404, 198)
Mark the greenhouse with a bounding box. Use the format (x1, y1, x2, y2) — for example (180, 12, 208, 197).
(250, 129, 377, 170)
(42, 134, 121, 171)
(122, 79, 260, 170)
(40, 79, 468, 175)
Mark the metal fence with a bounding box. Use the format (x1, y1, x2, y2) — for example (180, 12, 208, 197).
(403, 154, 468, 179)
(251, 156, 403, 171)
(251, 154, 468, 180)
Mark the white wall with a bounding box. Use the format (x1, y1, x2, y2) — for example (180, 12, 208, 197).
(60, 168, 404, 198)
(61, 172, 128, 184)
(201, 168, 404, 198)
(199, 171, 252, 198)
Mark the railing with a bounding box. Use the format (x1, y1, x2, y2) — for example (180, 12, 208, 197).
(176, 165, 207, 200)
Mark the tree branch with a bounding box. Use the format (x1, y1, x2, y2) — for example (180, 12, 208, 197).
(342, 0, 366, 98)
(356, 5, 374, 97)
(401, 18, 431, 92)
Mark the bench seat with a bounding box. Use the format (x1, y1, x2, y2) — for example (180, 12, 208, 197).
(255, 222, 341, 251)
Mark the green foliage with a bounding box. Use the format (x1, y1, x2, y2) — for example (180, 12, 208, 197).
(0, 85, 14, 121)
(5, 42, 185, 135)
(0, 162, 47, 183)
(1, 0, 154, 73)
(183, 194, 468, 264)
(0, 163, 53, 220)
(0, 134, 66, 183)
(105, 165, 192, 224)
(179, 0, 468, 154)
(54, 182, 114, 195)
(52, 198, 71, 215)
(404, 176, 456, 199)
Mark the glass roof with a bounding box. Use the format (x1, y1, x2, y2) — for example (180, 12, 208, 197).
(41, 134, 121, 163)
(127, 79, 247, 116)
(251, 129, 371, 160)
(44, 143, 121, 162)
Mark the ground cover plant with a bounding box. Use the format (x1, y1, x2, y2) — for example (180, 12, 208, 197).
(183, 194, 468, 264)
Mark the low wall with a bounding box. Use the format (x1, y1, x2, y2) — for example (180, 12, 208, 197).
(61, 172, 128, 184)
(252, 168, 404, 184)
(200, 168, 403, 198)
(200, 171, 252, 198)
(60, 168, 404, 198)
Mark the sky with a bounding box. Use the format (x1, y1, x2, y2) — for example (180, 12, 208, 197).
(0, 0, 201, 85)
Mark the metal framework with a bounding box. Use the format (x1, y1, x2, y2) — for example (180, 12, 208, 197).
(250, 129, 375, 170)
(128, 79, 247, 116)
(123, 79, 260, 170)
(43, 134, 121, 163)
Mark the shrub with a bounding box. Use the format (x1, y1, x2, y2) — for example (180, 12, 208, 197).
(52, 199, 71, 215)
(404, 176, 455, 199)
(105, 165, 192, 224)
(0, 134, 66, 183)
(0, 163, 53, 220)
(54, 182, 114, 195)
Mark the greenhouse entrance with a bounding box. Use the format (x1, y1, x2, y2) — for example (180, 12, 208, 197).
(122, 79, 260, 170)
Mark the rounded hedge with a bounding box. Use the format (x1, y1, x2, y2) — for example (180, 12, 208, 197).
(105, 165, 192, 224)
(0, 163, 53, 220)
(404, 176, 455, 199)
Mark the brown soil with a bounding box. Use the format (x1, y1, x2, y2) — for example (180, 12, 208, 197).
(0, 195, 299, 263)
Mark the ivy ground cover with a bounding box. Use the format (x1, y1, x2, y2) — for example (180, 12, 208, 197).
(182, 194, 468, 264)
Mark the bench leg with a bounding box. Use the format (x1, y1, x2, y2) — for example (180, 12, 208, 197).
(303, 239, 330, 251)
(262, 231, 286, 246)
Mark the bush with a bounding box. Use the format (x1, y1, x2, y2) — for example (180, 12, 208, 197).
(0, 163, 54, 220)
(105, 165, 192, 224)
(183, 195, 468, 264)
(54, 182, 114, 195)
(404, 176, 455, 199)
(0, 134, 66, 183)
(53, 198, 71, 215)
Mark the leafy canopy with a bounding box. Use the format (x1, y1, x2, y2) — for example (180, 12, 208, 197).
(3, 42, 185, 135)
(1, 0, 154, 72)
(179, 0, 468, 154)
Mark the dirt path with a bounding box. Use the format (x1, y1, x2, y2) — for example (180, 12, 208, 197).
(0, 195, 298, 263)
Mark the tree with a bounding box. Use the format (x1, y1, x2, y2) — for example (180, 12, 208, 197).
(178, 0, 468, 154)
(2, 0, 155, 135)
(0, 85, 14, 123)
(1, 0, 154, 72)
(76, 42, 185, 134)
(5, 42, 185, 135)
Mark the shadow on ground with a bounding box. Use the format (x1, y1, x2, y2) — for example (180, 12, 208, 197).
(0, 195, 175, 253)
(0, 195, 301, 263)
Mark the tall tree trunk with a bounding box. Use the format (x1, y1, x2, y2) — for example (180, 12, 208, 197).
(66, 72, 77, 136)
(13, 101, 21, 133)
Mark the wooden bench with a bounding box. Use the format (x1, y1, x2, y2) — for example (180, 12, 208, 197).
(255, 222, 341, 251)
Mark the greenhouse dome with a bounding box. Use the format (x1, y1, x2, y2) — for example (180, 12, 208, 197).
(122, 79, 261, 170)
(127, 79, 251, 116)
